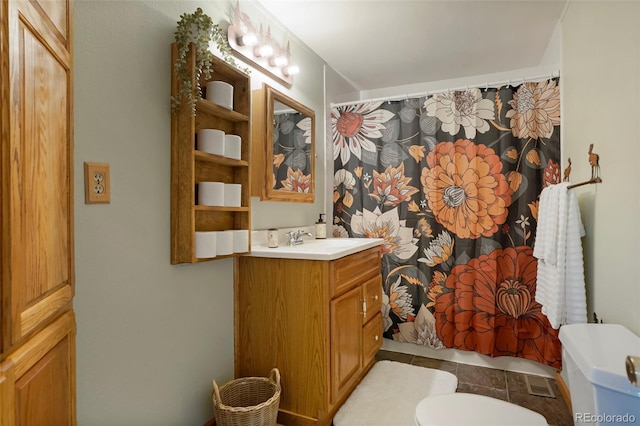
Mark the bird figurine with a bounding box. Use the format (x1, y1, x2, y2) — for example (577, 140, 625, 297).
(563, 158, 572, 182)
(588, 144, 600, 179)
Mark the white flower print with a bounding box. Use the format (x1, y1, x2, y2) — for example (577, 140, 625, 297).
(296, 116, 312, 145)
(424, 88, 495, 139)
(331, 102, 394, 165)
(387, 276, 414, 321)
(350, 207, 418, 260)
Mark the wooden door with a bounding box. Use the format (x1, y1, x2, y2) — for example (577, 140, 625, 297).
(330, 286, 362, 404)
(1, 0, 74, 354)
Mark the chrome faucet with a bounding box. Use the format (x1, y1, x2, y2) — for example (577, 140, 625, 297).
(286, 229, 312, 246)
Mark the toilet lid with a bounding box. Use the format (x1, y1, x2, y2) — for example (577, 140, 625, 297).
(415, 393, 547, 426)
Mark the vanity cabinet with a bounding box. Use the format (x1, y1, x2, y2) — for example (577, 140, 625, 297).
(235, 246, 383, 426)
(170, 43, 251, 264)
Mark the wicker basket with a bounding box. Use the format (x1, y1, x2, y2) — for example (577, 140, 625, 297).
(212, 368, 281, 426)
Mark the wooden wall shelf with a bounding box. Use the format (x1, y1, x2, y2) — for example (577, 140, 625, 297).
(170, 43, 251, 264)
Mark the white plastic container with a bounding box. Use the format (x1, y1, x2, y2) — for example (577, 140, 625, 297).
(195, 231, 217, 258)
(216, 230, 234, 256)
(206, 81, 233, 110)
(197, 129, 225, 156)
(224, 134, 242, 160)
(224, 183, 241, 207)
(197, 182, 224, 206)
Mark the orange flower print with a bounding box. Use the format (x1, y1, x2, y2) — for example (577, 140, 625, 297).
(369, 163, 420, 207)
(409, 145, 426, 163)
(421, 139, 512, 239)
(279, 167, 312, 193)
(273, 153, 285, 168)
(415, 218, 434, 238)
(543, 159, 561, 188)
(432, 246, 561, 368)
(426, 271, 447, 308)
(506, 79, 560, 140)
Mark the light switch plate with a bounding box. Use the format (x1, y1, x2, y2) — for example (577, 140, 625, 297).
(84, 162, 111, 204)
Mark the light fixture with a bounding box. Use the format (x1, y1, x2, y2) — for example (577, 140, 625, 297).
(227, 1, 297, 86)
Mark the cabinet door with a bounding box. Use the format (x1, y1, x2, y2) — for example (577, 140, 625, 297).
(362, 274, 382, 324)
(1, 311, 76, 425)
(330, 286, 362, 403)
(2, 0, 74, 352)
(362, 313, 383, 367)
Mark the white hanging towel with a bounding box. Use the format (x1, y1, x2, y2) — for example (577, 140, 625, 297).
(533, 182, 587, 329)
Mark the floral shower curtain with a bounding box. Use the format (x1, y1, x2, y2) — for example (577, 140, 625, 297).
(273, 112, 313, 193)
(331, 79, 563, 368)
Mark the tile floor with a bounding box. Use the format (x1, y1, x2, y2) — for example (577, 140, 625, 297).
(375, 350, 574, 426)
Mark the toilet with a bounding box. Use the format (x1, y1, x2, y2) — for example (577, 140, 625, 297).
(559, 323, 640, 425)
(414, 392, 547, 425)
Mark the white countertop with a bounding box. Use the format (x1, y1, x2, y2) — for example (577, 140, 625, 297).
(248, 237, 384, 261)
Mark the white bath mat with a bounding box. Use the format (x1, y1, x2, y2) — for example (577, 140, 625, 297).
(333, 360, 458, 426)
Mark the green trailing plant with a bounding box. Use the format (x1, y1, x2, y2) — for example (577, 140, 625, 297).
(172, 8, 249, 115)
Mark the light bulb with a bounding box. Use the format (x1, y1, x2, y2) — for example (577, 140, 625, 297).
(238, 33, 257, 47)
(271, 55, 288, 67)
(283, 65, 299, 76)
(255, 44, 273, 58)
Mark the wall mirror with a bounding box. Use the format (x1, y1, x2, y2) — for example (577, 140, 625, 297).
(251, 83, 315, 203)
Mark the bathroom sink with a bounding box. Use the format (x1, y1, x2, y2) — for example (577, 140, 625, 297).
(248, 238, 384, 260)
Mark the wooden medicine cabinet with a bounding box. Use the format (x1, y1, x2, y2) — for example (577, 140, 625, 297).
(251, 84, 315, 203)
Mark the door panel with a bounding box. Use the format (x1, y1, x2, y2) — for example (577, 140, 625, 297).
(330, 286, 362, 403)
(362, 274, 382, 324)
(16, 336, 72, 425)
(4, 0, 74, 351)
(19, 23, 70, 303)
(362, 313, 383, 366)
(33, 0, 69, 45)
(2, 312, 75, 426)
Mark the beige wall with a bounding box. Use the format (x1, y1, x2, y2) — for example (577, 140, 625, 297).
(73, 1, 329, 424)
(562, 0, 640, 335)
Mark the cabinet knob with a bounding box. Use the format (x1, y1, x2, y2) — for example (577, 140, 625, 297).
(372, 294, 379, 301)
(374, 335, 379, 341)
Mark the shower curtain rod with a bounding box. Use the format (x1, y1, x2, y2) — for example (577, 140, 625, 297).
(330, 70, 560, 108)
